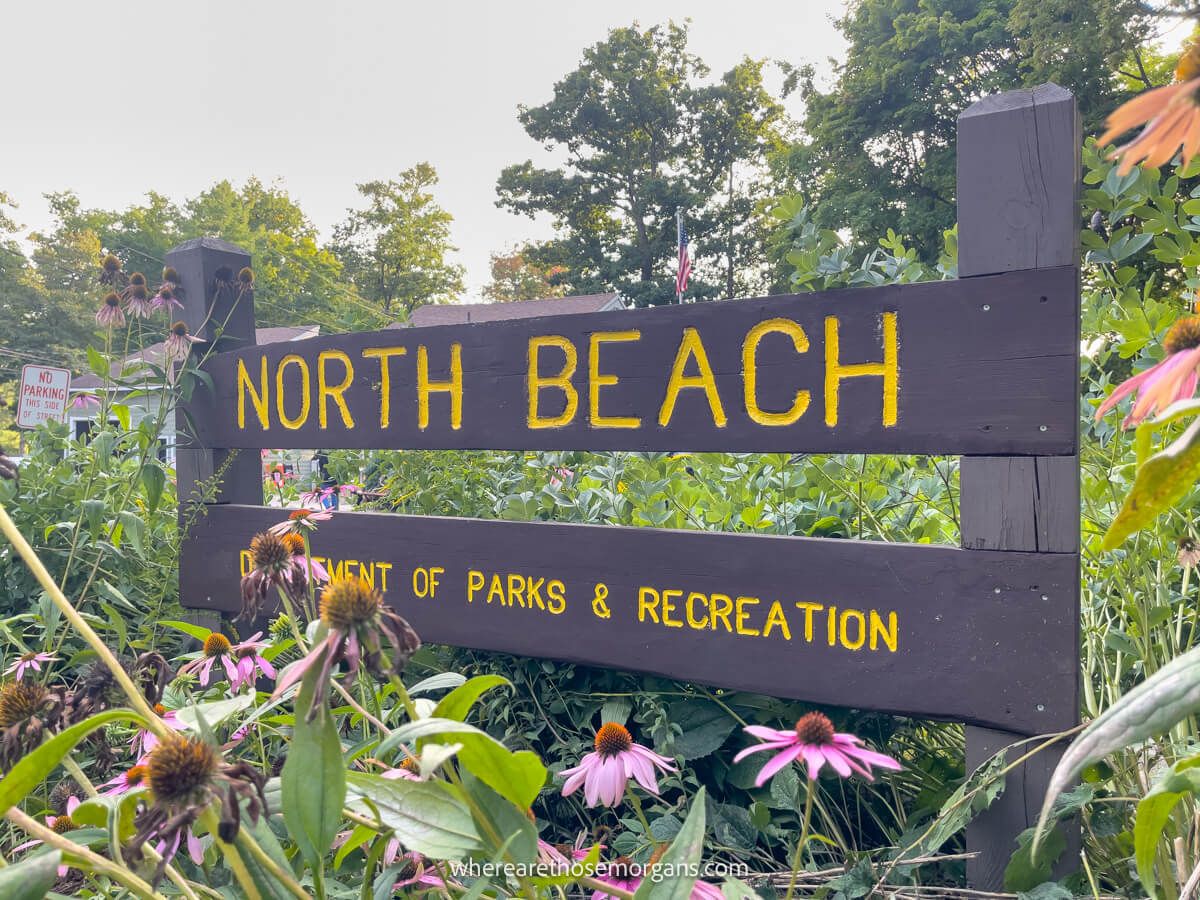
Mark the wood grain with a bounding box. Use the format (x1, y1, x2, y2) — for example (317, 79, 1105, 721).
(183, 504, 1079, 736)
(186, 266, 1078, 456)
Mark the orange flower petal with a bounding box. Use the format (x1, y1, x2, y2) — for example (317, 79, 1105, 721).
(1099, 82, 1189, 145)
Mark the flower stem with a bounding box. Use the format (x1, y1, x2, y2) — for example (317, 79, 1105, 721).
(625, 787, 657, 847)
(5, 807, 162, 900)
(579, 876, 635, 899)
(0, 503, 166, 737)
(784, 785, 815, 900)
(201, 806, 263, 900)
(235, 827, 310, 900)
(389, 674, 419, 721)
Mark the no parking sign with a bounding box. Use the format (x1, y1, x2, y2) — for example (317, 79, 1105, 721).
(16, 364, 71, 429)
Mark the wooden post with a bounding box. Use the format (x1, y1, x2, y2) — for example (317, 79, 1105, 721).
(168, 238, 261, 627)
(957, 84, 1081, 889)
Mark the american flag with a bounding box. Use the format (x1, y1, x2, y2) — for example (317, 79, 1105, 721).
(676, 217, 691, 298)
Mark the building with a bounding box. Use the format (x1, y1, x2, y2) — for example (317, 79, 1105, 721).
(400, 292, 624, 328)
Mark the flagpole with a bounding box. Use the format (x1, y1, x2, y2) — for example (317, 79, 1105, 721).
(676, 208, 683, 304)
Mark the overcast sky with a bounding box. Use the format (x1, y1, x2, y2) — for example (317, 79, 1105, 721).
(0, 1, 846, 303)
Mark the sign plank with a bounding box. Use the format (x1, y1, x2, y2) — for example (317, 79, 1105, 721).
(184, 504, 1079, 735)
(187, 266, 1078, 456)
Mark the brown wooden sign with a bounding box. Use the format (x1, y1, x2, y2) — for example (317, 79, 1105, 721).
(172, 84, 1083, 889)
(183, 504, 1078, 736)
(185, 266, 1077, 457)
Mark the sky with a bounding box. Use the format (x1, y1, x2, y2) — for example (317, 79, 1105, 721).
(0, 1, 847, 303)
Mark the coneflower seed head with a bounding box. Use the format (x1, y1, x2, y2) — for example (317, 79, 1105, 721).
(794, 712, 835, 746)
(250, 532, 291, 570)
(594, 722, 633, 757)
(320, 577, 381, 631)
(0, 682, 48, 727)
(203, 634, 232, 657)
(1165, 315, 1200, 354)
(146, 734, 218, 804)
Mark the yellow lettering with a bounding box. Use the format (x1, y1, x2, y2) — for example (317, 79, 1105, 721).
(467, 570, 484, 602)
(840, 608, 866, 650)
(317, 350, 355, 430)
(824, 312, 899, 427)
(487, 574, 505, 605)
(547, 580, 566, 614)
(870, 610, 898, 652)
(795, 602, 823, 641)
(527, 577, 546, 610)
(417, 344, 463, 430)
(735, 596, 761, 636)
(659, 328, 727, 428)
(275, 354, 311, 430)
(638, 587, 661, 624)
(377, 562, 392, 592)
(358, 563, 374, 590)
(743, 319, 810, 426)
(710, 593, 734, 633)
(239, 550, 252, 577)
(762, 600, 792, 640)
(237, 356, 270, 430)
(362, 346, 407, 428)
(589, 330, 641, 428)
(685, 592, 709, 629)
(827, 605, 838, 646)
(661, 589, 683, 628)
(507, 573, 527, 609)
(528, 336, 579, 428)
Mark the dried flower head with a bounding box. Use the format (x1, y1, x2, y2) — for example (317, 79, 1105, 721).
(99, 254, 125, 286)
(240, 531, 309, 620)
(161, 266, 180, 285)
(0, 455, 16, 483)
(127, 734, 267, 885)
(1181, 537, 1200, 568)
(0, 681, 62, 767)
(274, 576, 420, 720)
(129, 272, 147, 287)
(96, 291, 125, 328)
(238, 266, 254, 286)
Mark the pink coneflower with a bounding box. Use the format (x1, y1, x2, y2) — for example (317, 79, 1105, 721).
(1096, 315, 1200, 428)
(231, 632, 276, 691)
(1099, 39, 1200, 175)
(178, 633, 239, 687)
(380, 753, 421, 782)
(164, 321, 201, 365)
(125, 282, 155, 318)
(733, 712, 901, 785)
(334, 827, 403, 868)
(13, 796, 81, 876)
(153, 285, 183, 312)
(71, 393, 100, 410)
(392, 852, 458, 893)
(96, 291, 126, 327)
(131, 703, 183, 755)
(102, 761, 150, 796)
(272, 577, 420, 721)
(268, 508, 332, 536)
(559, 722, 677, 808)
(549, 466, 574, 489)
(239, 532, 313, 621)
(281, 532, 329, 583)
(537, 835, 592, 871)
(5, 651, 57, 680)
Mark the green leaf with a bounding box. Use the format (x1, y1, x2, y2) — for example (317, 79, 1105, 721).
(460, 770, 538, 865)
(409, 673, 467, 695)
(86, 346, 109, 379)
(0, 709, 143, 811)
(665, 699, 737, 760)
(0, 850, 62, 900)
(141, 464, 166, 514)
(117, 511, 144, 555)
(1103, 416, 1200, 548)
(1035, 643, 1200, 849)
(174, 692, 256, 733)
(1004, 825, 1066, 892)
(158, 619, 213, 642)
(239, 806, 297, 900)
(379, 717, 546, 809)
(346, 771, 479, 859)
(1134, 764, 1200, 900)
(633, 786, 707, 899)
(432, 674, 510, 722)
(282, 668, 346, 875)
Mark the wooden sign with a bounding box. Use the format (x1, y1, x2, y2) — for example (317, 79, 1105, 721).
(173, 84, 1083, 889)
(184, 504, 1078, 736)
(185, 266, 1077, 457)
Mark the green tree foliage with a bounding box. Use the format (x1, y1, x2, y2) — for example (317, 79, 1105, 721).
(497, 22, 785, 307)
(482, 248, 567, 302)
(332, 163, 465, 321)
(780, 0, 1151, 260)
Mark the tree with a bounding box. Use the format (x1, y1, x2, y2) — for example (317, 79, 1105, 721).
(332, 164, 464, 321)
(483, 248, 567, 302)
(496, 22, 785, 307)
(779, 0, 1150, 260)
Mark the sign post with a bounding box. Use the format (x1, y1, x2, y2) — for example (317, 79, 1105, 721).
(174, 85, 1081, 889)
(16, 364, 71, 429)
